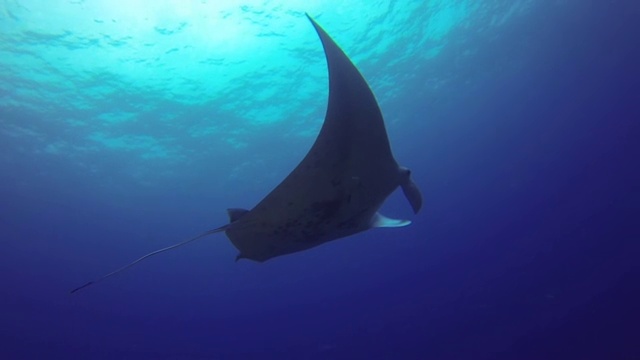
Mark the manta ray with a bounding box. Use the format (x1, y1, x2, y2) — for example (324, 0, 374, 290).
(71, 14, 422, 293)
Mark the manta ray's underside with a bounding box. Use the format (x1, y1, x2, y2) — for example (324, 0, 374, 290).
(71, 14, 423, 293)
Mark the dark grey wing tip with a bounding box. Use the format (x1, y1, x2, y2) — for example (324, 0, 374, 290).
(305, 13, 314, 23)
(305, 13, 325, 37)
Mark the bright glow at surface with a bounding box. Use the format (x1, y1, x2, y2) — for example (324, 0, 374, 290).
(0, 0, 534, 190)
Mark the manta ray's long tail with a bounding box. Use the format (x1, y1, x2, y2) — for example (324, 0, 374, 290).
(70, 225, 227, 294)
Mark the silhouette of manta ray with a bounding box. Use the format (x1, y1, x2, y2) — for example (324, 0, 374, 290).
(71, 14, 422, 294)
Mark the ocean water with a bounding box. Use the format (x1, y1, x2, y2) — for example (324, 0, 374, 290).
(1, 0, 638, 359)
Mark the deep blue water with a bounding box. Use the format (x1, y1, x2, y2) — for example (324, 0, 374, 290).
(1, 1, 639, 359)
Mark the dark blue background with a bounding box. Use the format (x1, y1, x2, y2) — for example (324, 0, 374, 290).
(1, 1, 638, 359)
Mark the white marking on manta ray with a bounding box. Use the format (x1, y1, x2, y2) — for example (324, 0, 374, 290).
(71, 14, 423, 294)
